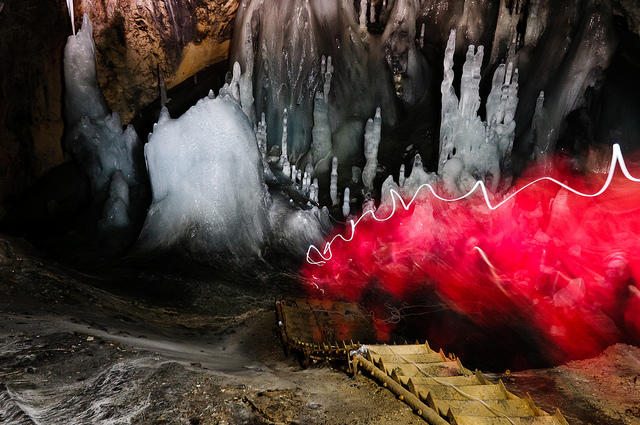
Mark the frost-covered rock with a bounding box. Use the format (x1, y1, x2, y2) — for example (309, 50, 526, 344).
(138, 95, 270, 261)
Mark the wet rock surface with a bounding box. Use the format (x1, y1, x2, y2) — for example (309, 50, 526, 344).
(0, 234, 421, 424)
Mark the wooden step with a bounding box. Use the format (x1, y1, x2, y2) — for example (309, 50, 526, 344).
(380, 360, 467, 378)
(433, 398, 536, 417)
(421, 383, 508, 402)
(371, 352, 447, 365)
(398, 374, 483, 388)
(368, 344, 433, 355)
(450, 414, 565, 425)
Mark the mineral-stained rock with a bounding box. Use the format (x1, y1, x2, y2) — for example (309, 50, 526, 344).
(75, 0, 238, 124)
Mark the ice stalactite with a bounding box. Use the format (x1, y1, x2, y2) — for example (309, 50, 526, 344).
(438, 29, 517, 194)
(230, 0, 427, 169)
(63, 14, 143, 244)
(343, 188, 351, 218)
(330, 157, 339, 206)
(66, 0, 75, 35)
(362, 107, 382, 194)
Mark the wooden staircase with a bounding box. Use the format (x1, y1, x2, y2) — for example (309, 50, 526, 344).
(351, 343, 569, 425)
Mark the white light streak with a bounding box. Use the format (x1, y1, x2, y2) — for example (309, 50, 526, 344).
(306, 144, 640, 266)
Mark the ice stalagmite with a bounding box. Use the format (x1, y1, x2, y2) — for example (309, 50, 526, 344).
(310, 178, 319, 203)
(438, 29, 517, 194)
(343, 188, 351, 218)
(220, 62, 241, 104)
(138, 94, 270, 261)
(280, 109, 291, 178)
(330, 156, 339, 206)
(398, 164, 406, 187)
(362, 107, 382, 194)
(486, 62, 519, 167)
(256, 113, 268, 160)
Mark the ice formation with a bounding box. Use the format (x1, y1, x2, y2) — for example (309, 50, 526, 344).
(330, 157, 339, 206)
(230, 0, 426, 163)
(310, 56, 334, 172)
(66, 0, 75, 35)
(342, 188, 351, 218)
(63, 14, 143, 244)
(137, 58, 331, 262)
(438, 29, 518, 193)
(362, 107, 382, 194)
(138, 94, 270, 260)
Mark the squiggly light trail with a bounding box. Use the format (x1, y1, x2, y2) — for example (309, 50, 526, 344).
(307, 144, 640, 266)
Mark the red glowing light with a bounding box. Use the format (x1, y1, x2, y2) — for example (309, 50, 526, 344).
(302, 145, 640, 363)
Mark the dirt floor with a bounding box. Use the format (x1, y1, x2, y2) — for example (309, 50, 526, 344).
(0, 234, 639, 424)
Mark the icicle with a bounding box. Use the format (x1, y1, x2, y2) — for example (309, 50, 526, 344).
(419, 23, 425, 49)
(399, 164, 406, 187)
(343, 188, 351, 218)
(66, 0, 76, 35)
(330, 156, 339, 206)
(291, 165, 297, 182)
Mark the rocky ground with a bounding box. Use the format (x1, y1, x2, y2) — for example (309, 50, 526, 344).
(0, 234, 639, 424)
